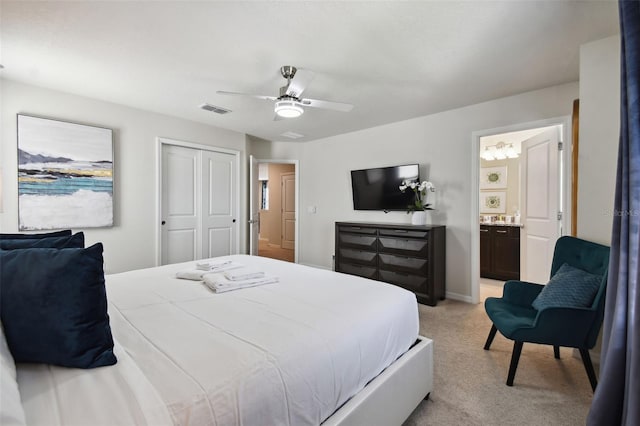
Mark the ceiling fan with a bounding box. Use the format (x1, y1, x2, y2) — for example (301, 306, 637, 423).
(216, 66, 354, 119)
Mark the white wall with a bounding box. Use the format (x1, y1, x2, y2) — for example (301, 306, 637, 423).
(253, 83, 579, 300)
(578, 35, 621, 245)
(0, 79, 248, 273)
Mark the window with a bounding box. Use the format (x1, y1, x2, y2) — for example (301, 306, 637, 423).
(261, 181, 269, 210)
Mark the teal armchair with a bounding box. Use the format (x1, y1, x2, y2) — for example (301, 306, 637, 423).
(483, 236, 610, 391)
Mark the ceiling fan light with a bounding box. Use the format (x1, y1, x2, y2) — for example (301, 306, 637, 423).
(275, 100, 304, 118)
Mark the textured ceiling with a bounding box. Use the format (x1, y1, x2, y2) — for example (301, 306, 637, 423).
(0, 1, 619, 142)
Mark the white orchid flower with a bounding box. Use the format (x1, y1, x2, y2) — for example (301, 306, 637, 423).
(409, 182, 417, 189)
(399, 184, 407, 191)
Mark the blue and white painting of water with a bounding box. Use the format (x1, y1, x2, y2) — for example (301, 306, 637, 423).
(17, 115, 113, 230)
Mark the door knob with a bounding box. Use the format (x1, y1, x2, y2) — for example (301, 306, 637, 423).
(161, 221, 166, 225)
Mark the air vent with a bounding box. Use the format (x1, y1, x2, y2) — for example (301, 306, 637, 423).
(199, 103, 231, 114)
(281, 131, 304, 139)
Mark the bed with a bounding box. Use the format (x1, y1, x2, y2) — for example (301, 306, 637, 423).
(14, 255, 433, 426)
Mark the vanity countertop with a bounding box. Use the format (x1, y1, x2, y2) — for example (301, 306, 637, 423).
(480, 222, 524, 228)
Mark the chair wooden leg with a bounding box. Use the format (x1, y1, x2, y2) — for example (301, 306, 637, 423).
(554, 345, 560, 359)
(579, 348, 598, 392)
(506, 341, 524, 386)
(484, 325, 498, 350)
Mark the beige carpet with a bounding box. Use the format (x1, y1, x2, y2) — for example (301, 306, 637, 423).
(403, 284, 595, 425)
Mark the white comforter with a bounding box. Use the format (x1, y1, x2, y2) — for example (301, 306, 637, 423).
(17, 255, 419, 426)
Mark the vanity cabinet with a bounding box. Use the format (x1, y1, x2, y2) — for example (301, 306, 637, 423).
(335, 222, 446, 306)
(480, 225, 520, 281)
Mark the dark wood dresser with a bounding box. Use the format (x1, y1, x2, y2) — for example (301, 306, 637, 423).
(335, 222, 446, 306)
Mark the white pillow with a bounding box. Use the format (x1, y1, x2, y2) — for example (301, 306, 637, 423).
(0, 322, 27, 426)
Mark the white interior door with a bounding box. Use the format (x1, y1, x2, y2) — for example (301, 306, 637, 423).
(202, 150, 237, 257)
(161, 145, 200, 264)
(281, 172, 295, 250)
(520, 127, 561, 283)
(249, 155, 260, 255)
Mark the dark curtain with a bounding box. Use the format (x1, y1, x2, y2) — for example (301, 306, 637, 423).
(587, 1, 640, 424)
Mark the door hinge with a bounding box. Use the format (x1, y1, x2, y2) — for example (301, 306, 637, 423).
(557, 211, 563, 221)
(558, 142, 564, 151)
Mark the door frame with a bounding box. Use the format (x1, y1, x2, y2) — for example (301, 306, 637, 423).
(250, 158, 299, 263)
(155, 136, 241, 266)
(470, 116, 571, 304)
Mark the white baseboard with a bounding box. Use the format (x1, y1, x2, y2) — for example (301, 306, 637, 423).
(446, 291, 473, 303)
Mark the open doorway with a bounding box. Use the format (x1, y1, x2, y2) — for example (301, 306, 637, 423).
(471, 117, 572, 304)
(249, 156, 299, 263)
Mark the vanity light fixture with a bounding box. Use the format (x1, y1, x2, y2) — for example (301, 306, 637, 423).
(480, 142, 519, 161)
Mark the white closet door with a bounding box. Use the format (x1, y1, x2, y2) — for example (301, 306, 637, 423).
(201, 150, 237, 258)
(161, 145, 201, 265)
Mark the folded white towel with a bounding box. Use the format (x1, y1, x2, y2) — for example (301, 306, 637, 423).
(224, 267, 265, 281)
(203, 273, 278, 293)
(175, 270, 208, 281)
(196, 260, 242, 272)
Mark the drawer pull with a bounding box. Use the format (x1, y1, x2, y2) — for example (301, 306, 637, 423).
(480, 229, 489, 233)
(496, 230, 508, 234)
(395, 230, 408, 233)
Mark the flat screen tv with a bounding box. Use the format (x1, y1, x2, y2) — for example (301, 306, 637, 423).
(351, 164, 419, 211)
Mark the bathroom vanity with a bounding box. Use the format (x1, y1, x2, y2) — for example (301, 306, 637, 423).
(480, 223, 521, 281)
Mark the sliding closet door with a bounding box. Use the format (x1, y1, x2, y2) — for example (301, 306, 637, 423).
(161, 142, 238, 266)
(161, 145, 200, 264)
(201, 150, 237, 257)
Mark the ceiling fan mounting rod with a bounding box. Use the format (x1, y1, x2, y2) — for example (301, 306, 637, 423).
(280, 65, 297, 80)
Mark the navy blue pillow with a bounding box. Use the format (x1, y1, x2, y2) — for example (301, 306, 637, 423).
(0, 232, 84, 250)
(532, 263, 602, 311)
(0, 230, 72, 240)
(0, 243, 117, 368)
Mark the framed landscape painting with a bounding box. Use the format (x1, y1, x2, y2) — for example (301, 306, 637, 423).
(17, 115, 114, 230)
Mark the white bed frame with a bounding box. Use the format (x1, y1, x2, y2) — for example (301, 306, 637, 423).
(323, 336, 433, 426)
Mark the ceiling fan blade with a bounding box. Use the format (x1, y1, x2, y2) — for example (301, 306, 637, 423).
(285, 68, 315, 98)
(216, 90, 277, 101)
(300, 98, 354, 112)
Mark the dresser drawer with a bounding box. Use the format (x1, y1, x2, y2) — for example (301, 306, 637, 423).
(338, 248, 377, 267)
(378, 237, 429, 257)
(379, 228, 428, 239)
(337, 225, 377, 235)
(337, 263, 377, 280)
(338, 233, 377, 250)
(379, 253, 427, 274)
(379, 269, 427, 293)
